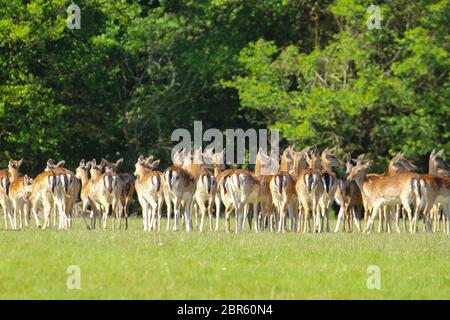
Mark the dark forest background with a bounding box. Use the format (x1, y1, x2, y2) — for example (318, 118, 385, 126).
(0, 0, 448, 176)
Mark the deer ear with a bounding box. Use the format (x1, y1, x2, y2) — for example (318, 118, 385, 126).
(80, 159, 85, 166)
(85, 161, 92, 169)
(430, 150, 435, 159)
(151, 160, 160, 169)
(115, 158, 124, 168)
(91, 159, 97, 166)
(17, 158, 23, 167)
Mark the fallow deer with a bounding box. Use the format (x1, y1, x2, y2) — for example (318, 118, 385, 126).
(89, 159, 124, 229)
(316, 147, 342, 233)
(8, 174, 33, 229)
(225, 168, 260, 233)
(347, 159, 423, 234)
(30, 169, 59, 229)
(0, 159, 23, 229)
(256, 149, 278, 232)
(75, 160, 101, 229)
(163, 150, 195, 231)
(334, 161, 363, 233)
(202, 148, 232, 232)
(185, 149, 217, 232)
(295, 149, 324, 233)
(134, 155, 163, 231)
(45, 159, 80, 229)
(102, 158, 135, 230)
(267, 149, 296, 233)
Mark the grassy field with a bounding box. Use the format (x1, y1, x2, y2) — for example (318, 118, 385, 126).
(0, 217, 448, 300)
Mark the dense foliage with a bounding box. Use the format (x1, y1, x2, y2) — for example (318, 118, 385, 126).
(0, 0, 448, 174)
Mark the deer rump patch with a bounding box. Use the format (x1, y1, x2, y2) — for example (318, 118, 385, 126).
(103, 175, 117, 193)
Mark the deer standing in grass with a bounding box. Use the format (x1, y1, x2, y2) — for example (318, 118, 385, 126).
(163, 150, 195, 231)
(419, 150, 450, 234)
(202, 149, 232, 232)
(186, 149, 217, 232)
(256, 149, 277, 232)
(296, 149, 324, 233)
(45, 159, 80, 229)
(0, 159, 23, 229)
(334, 160, 363, 233)
(267, 148, 296, 233)
(30, 169, 60, 229)
(134, 156, 163, 232)
(357, 153, 417, 233)
(316, 148, 342, 233)
(347, 159, 423, 234)
(8, 174, 33, 229)
(75, 160, 102, 229)
(102, 158, 135, 230)
(89, 159, 124, 229)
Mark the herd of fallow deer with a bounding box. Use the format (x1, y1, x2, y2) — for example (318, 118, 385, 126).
(0, 147, 448, 234)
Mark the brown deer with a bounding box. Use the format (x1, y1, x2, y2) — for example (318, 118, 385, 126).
(45, 159, 80, 229)
(295, 149, 324, 233)
(89, 159, 124, 229)
(256, 149, 278, 232)
(347, 159, 422, 234)
(134, 155, 163, 231)
(163, 149, 195, 231)
(225, 168, 260, 233)
(185, 149, 217, 232)
(0, 159, 23, 229)
(8, 174, 33, 229)
(334, 161, 363, 232)
(202, 148, 233, 232)
(101, 158, 135, 230)
(316, 147, 342, 233)
(424, 150, 449, 233)
(267, 148, 296, 233)
(75, 160, 101, 229)
(29, 169, 59, 229)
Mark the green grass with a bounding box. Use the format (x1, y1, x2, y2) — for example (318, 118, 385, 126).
(0, 217, 448, 300)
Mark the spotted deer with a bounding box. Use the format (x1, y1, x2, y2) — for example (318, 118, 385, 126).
(256, 149, 278, 232)
(186, 149, 217, 232)
(89, 159, 124, 229)
(316, 148, 342, 233)
(423, 150, 450, 234)
(225, 168, 260, 233)
(334, 161, 363, 232)
(134, 155, 163, 232)
(347, 159, 423, 234)
(102, 158, 135, 230)
(0, 159, 23, 229)
(45, 159, 80, 229)
(163, 150, 195, 231)
(30, 169, 59, 229)
(8, 174, 33, 229)
(75, 160, 101, 229)
(295, 149, 324, 233)
(202, 148, 232, 232)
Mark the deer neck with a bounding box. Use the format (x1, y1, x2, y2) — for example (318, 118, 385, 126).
(79, 171, 89, 186)
(8, 169, 19, 183)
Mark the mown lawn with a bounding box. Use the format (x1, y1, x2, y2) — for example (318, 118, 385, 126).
(0, 217, 448, 299)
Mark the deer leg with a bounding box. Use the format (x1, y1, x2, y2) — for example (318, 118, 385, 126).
(335, 206, 344, 233)
(198, 200, 206, 232)
(214, 197, 221, 231)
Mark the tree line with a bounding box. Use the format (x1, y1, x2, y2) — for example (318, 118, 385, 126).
(0, 0, 448, 176)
